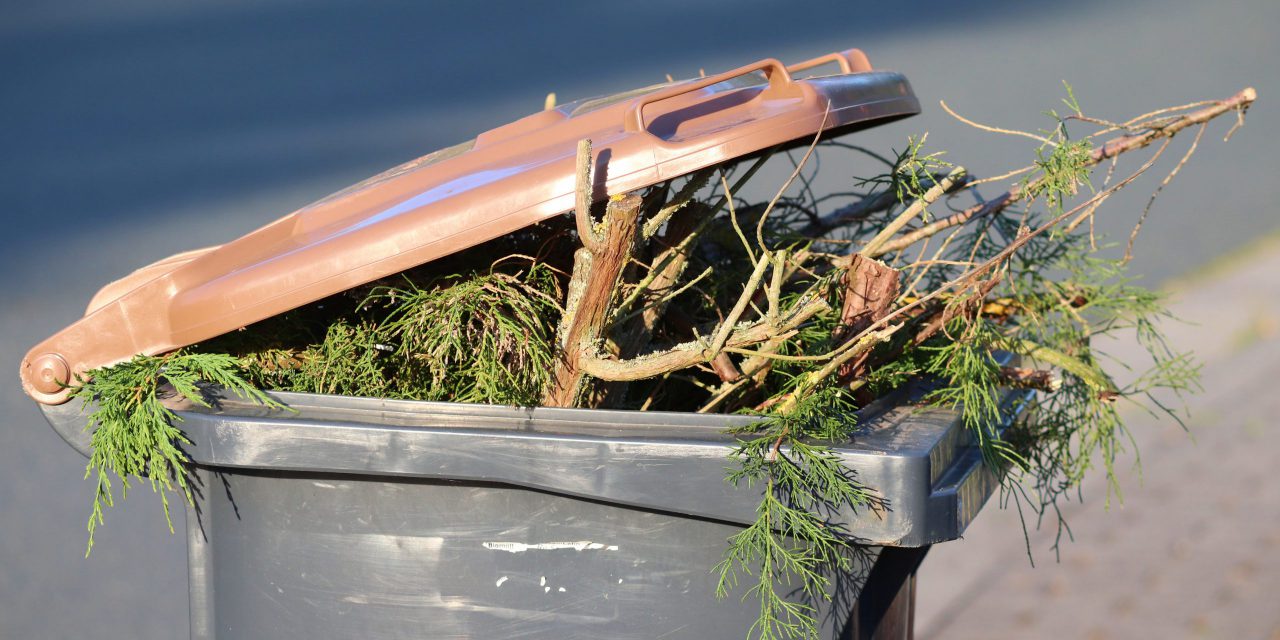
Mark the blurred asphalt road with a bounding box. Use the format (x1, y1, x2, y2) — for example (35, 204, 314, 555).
(1, 1, 1274, 638)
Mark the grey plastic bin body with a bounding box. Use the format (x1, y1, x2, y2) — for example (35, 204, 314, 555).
(41, 388, 1025, 639)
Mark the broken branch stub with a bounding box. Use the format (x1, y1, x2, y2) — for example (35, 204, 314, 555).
(833, 255, 901, 379)
(573, 139, 605, 253)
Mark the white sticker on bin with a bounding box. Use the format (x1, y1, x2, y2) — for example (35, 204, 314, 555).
(482, 541, 620, 553)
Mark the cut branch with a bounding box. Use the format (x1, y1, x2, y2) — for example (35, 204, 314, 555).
(870, 87, 1256, 257)
(1092, 87, 1255, 161)
(544, 143, 643, 406)
(572, 139, 604, 253)
(871, 193, 1013, 258)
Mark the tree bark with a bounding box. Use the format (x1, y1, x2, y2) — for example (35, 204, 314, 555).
(834, 255, 901, 379)
(544, 190, 642, 406)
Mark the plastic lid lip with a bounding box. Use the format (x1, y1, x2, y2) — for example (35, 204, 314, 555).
(21, 53, 920, 405)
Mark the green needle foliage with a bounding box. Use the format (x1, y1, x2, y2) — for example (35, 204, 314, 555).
(371, 265, 561, 404)
(70, 352, 281, 555)
(228, 261, 563, 405)
(716, 388, 876, 640)
(992, 236, 1201, 550)
(921, 318, 1028, 471)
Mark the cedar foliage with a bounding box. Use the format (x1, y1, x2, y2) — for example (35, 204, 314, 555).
(71, 352, 282, 555)
(226, 262, 563, 405)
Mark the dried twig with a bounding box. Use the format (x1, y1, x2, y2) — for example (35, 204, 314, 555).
(941, 100, 1055, 145)
(1124, 122, 1207, 263)
(871, 87, 1256, 257)
(802, 170, 971, 237)
(859, 167, 967, 257)
(642, 168, 714, 238)
(580, 293, 829, 382)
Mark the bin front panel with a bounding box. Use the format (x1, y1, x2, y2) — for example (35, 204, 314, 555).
(189, 468, 880, 640)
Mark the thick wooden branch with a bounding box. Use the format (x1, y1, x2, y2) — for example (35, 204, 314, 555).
(869, 193, 1012, 258)
(543, 190, 643, 406)
(660, 306, 743, 383)
(859, 167, 966, 257)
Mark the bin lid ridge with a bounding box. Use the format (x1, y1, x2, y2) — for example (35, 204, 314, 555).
(21, 48, 920, 405)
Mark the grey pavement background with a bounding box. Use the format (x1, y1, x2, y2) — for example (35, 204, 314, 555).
(915, 236, 1280, 640)
(0, 1, 1274, 638)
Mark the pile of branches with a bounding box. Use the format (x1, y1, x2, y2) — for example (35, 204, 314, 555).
(75, 85, 1254, 639)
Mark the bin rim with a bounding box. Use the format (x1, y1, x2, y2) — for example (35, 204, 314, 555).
(40, 384, 1031, 546)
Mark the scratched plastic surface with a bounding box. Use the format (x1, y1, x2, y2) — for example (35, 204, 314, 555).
(187, 470, 879, 639)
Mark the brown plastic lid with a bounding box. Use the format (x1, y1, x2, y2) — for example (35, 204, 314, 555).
(21, 48, 919, 404)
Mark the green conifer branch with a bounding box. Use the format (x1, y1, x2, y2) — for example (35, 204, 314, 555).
(69, 352, 282, 555)
(716, 388, 875, 640)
